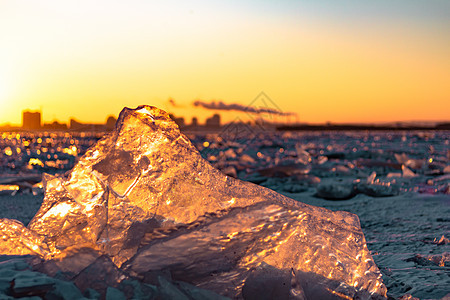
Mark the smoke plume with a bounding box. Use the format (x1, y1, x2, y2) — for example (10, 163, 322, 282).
(193, 100, 296, 116)
(168, 98, 179, 107)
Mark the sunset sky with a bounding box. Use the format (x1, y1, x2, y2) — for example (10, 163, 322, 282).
(1, 0, 449, 126)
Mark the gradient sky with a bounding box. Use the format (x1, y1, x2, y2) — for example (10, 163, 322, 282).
(1, 0, 449, 125)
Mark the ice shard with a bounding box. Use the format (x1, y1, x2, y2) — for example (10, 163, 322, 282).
(0, 106, 387, 299)
(0, 219, 48, 257)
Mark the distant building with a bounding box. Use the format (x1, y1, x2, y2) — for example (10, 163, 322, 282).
(106, 116, 117, 130)
(191, 117, 198, 127)
(206, 114, 221, 127)
(69, 118, 108, 131)
(70, 119, 83, 130)
(169, 114, 185, 128)
(22, 111, 41, 130)
(42, 121, 68, 130)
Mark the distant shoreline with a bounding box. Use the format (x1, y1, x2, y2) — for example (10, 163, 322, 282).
(276, 123, 450, 131)
(1, 122, 449, 133)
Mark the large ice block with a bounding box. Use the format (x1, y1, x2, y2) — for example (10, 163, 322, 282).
(1, 106, 387, 299)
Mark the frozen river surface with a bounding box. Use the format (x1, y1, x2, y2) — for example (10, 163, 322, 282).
(0, 129, 449, 299)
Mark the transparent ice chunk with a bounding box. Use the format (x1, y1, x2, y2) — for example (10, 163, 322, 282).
(0, 106, 387, 299)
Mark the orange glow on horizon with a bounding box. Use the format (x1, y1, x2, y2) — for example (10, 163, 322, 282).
(0, 1, 449, 126)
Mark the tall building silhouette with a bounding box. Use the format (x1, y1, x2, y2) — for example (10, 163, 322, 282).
(106, 116, 117, 130)
(206, 114, 221, 127)
(22, 111, 41, 130)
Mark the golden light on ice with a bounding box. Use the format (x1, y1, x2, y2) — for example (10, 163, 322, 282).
(43, 202, 74, 218)
(3, 147, 12, 156)
(28, 158, 44, 167)
(0, 106, 387, 299)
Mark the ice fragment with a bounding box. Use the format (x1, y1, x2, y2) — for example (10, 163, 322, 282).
(0, 105, 387, 299)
